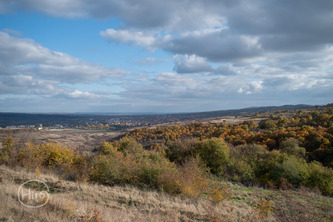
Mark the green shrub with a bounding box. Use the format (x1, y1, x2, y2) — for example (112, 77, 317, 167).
(306, 161, 333, 195)
(228, 144, 267, 183)
(91, 140, 179, 191)
(91, 139, 208, 197)
(166, 138, 198, 164)
(97, 142, 118, 155)
(0, 134, 15, 164)
(280, 138, 306, 158)
(257, 151, 309, 188)
(89, 152, 136, 186)
(269, 156, 309, 187)
(137, 151, 175, 188)
(256, 150, 286, 185)
(117, 137, 144, 155)
(196, 138, 230, 175)
(228, 159, 255, 183)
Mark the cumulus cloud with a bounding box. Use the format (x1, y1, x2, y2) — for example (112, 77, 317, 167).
(100, 29, 160, 50)
(173, 55, 212, 74)
(3, 0, 333, 64)
(1, 0, 333, 111)
(2, 0, 332, 52)
(0, 31, 127, 101)
(173, 54, 237, 75)
(65, 90, 100, 99)
(120, 72, 264, 102)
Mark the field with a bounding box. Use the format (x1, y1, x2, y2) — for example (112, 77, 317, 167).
(0, 129, 122, 152)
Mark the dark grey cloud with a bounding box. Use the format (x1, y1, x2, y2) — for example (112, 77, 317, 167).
(3, 0, 333, 61)
(98, 0, 333, 63)
(227, 0, 333, 52)
(1, 0, 225, 30)
(165, 30, 262, 63)
(213, 65, 236, 76)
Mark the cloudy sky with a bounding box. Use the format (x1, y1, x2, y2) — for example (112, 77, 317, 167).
(0, 0, 332, 113)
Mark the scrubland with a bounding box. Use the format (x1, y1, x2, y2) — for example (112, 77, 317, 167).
(1, 105, 333, 221)
(1, 164, 332, 222)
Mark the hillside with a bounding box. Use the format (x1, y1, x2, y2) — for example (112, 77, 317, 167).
(1, 104, 333, 221)
(1, 165, 332, 222)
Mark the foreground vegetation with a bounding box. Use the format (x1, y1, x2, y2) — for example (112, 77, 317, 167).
(1, 104, 333, 221)
(1, 164, 332, 221)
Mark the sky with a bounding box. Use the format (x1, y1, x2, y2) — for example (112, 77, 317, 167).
(0, 0, 332, 113)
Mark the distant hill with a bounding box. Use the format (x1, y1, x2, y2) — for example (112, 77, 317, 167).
(0, 104, 315, 128)
(179, 104, 315, 119)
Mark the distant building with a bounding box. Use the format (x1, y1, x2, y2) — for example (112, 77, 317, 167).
(37, 124, 43, 130)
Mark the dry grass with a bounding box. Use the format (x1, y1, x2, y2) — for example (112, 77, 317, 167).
(0, 165, 263, 222)
(0, 165, 332, 222)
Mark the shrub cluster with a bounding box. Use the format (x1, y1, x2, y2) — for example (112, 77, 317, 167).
(1, 126, 333, 197)
(90, 138, 208, 197)
(165, 137, 333, 195)
(0, 135, 209, 198)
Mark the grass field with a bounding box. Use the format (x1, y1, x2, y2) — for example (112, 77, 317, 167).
(1, 165, 332, 222)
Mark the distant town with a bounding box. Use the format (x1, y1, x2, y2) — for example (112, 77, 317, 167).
(0, 104, 316, 131)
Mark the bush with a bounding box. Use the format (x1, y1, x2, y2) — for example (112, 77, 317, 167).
(91, 139, 208, 197)
(158, 157, 208, 198)
(157, 168, 182, 195)
(196, 138, 230, 175)
(208, 184, 232, 204)
(166, 138, 198, 164)
(269, 156, 309, 187)
(18, 142, 75, 171)
(256, 150, 287, 185)
(97, 142, 118, 155)
(68, 152, 92, 181)
(117, 137, 144, 155)
(137, 151, 176, 188)
(228, 159, 255, 183)
(228, 144, 267, 183)
(178, 157, 208, 198)
(280, 138, 306, 158)
(0, 134, 15, 164)
(89, 153, 136, 186)
(91, 139, 178, 190)
(306, 161, 333, 195)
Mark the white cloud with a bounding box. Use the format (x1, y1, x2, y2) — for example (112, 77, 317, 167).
(101, 29, 159, 50)
(66, 90, 100, 99)
(0, 31, 128, 101)
(238, 81, 263, 95)
(1, 0, 333, 112)
(173, 54, 212, 73)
